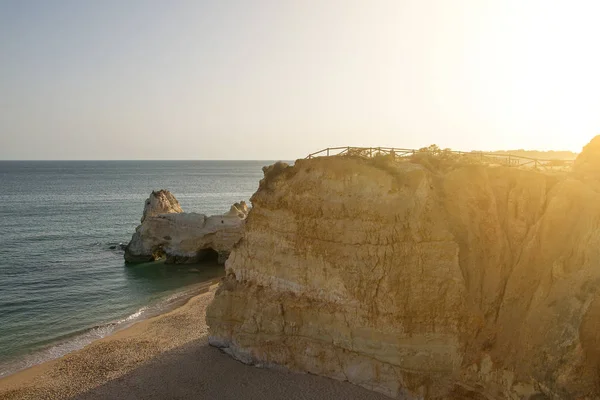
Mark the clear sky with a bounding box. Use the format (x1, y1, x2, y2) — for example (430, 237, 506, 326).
(1, 0, 599, 160)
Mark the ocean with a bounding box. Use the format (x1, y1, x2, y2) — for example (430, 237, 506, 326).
(0, 160, 269, 377)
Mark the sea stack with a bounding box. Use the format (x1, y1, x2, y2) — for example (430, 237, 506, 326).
(207, 138, 600, 399)
(124, 190, 249, 264)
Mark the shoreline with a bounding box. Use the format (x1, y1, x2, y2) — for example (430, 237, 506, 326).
(0, 276, 223, 380)
(0, 281, 220, 399)
(0, 279, 389, 400)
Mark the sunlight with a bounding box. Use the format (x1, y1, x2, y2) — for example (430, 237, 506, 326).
(462, 0, 600, 150)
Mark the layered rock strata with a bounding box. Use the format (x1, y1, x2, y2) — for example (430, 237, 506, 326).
(207, 139, 600, 399)
(124, 190, 248, 264)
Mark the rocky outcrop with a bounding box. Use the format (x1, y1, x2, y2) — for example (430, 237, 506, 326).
(124, 190, 249, 264)
(207, 139, 600, 399)
(140, 189, 183, 223)
(574, 135, 600, 182)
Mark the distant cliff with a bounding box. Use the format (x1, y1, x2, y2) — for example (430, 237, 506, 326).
(207, 137, 600, 399)
(124, 190, 248, 264)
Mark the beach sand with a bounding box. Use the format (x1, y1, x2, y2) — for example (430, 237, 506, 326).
(0, 283, 389, 400)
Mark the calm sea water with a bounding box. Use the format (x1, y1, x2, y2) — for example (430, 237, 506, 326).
(0, 160, 269, 376)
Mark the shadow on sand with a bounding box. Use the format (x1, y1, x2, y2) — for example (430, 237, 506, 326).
(75, 340, 390, 400)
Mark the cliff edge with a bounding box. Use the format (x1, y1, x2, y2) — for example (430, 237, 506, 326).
(207, 138, 600, 399)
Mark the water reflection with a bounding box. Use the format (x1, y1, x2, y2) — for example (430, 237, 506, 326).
(122, 260, 225, 297)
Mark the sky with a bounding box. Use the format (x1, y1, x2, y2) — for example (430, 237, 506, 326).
(1, 0, 600, 160)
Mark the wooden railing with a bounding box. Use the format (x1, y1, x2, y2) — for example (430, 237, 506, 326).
(306, 147, 575, 170)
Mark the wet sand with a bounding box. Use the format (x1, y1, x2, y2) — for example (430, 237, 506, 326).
(0, 284, 389, 400)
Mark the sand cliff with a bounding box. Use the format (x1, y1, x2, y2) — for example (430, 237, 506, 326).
(207, 137, 600, 399)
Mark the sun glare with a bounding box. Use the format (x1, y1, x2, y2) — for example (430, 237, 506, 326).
(462, 1, 600, 151)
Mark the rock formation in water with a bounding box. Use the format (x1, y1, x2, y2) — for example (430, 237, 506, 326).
(124, 190, 249, 264)
(140, 189, 183, 223)
(207, 137, 600, 399)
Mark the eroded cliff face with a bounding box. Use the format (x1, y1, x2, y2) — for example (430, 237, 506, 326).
(124, 190, 249, 264)
(207, 143, 600, 399)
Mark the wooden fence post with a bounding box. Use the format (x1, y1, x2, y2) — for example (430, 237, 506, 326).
(304, 147, 558, 168)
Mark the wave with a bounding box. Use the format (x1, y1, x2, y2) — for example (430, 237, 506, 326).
(0, 279, 218, 378)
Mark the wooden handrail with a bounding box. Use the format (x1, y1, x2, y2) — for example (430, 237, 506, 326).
(305, 146, 575, 169)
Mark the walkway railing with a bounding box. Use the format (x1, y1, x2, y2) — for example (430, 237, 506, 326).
(305, 147, 575, 170)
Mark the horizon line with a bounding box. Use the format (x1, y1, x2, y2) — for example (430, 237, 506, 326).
(0, 159, 293, 162)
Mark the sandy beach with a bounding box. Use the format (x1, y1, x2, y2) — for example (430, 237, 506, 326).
(0, 282, 388, 400)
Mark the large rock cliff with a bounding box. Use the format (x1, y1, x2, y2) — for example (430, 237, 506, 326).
(124, 190, 249, 264)
(207, 139, 600, 399)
